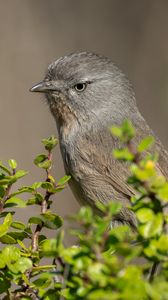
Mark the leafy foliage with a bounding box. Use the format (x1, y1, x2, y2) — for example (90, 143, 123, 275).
(0, 121, 168, 299)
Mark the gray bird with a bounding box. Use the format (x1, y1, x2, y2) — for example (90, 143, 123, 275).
(30, 52, 168, 229)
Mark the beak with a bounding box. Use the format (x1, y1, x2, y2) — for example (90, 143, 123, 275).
(30, 81, 57, 93)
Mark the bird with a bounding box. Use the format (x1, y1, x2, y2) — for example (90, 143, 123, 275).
(30, 52, 168, 230)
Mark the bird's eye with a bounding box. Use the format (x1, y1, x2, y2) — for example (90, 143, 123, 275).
(74, 83, 87, 92)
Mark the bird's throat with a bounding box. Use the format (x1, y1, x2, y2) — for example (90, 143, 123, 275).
(49, 98, 78, 140)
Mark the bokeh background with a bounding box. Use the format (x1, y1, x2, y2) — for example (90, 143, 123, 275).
(0, 0, 168, 241)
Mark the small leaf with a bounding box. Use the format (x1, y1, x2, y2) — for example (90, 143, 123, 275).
(48, 175, 55, 183)
(0, 253, 6, 268)
(113, 148, 134, 161)
(157, 234, 168, 253)
(78, 206, 93, 223)
(4, 197, 26, 208)
(27, 197, 42, 206)
(110, 126, 122, 138)
(57, 175, 71, 186)
(33, 276, 52, 288)
(34, 154, 52, 169)
(157, 183, 168, 201)
(31, 182, 43, 189)
(0, 234, 16, 244)
(28, 216, 43, 226)
(41, 238, 58, 256)
(0, 213, 12, 237)
(38, 160, 52, 170)
(8, 231, 28, 241)
(111, 120, 135, 143)
(2, 245, 20, 264)
(136, 208, 154, 223)
(41, 182, 54, 190)
(17, 240, 28, 251)
(47, 186, 65, 194)
(131, 164, 155, 181)
(0, 273, 10, 293)
(0, 178, 11, 186)
(139, 213, 163, 238)
(0, 186, 5, 198)
(42, 136, 58, 151)
(11, 221, 26, 230)
(138, 136, 154, 152)
(0, 161, 11, 175)
(41, 213, 63, 229)
(0, 211, 15, 218)
(8, 159, 17, 169)
(14, 170, 28, 179)
(14, 257, 32, 273)
(10, 186, 34, 197)
(122, 119, 135, 141)
(34, 154, 47, 166)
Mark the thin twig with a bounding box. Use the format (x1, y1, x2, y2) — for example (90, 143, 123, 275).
(147, 262, 159, 282)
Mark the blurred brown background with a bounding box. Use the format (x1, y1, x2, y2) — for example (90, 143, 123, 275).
(0, 0, 168, 239)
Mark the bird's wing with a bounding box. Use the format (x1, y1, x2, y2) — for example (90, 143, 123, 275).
(76, 131, 136, 201)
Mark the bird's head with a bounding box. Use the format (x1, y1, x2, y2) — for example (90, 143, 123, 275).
(30, 52, 136, 133)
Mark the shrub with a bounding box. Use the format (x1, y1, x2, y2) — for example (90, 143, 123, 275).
(0, 121, 168, 299)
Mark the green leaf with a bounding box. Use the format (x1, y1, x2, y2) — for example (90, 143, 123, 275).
(157, 234, 168, 253)
(13, 257, 32, 273)
(136, 208, 154, 223)
(14, 169, 28, 179)
(30, 212, 63, 230)
(33, 275, 52, 288)
(0, 161, 11, 175)
(10, 186, 34, 197)
(8, 231, 28, 241)
(40, 212, 63, 229)
(31, 182, 43, 189)
(157, 182, 168, 201)
(137, 136, 154, 153)
(27, 197, 41, 206)
(0, 273, 11, 293)
(39, 160, 52, 170)
(113, 148, 134, 161)
(95, 201, 106, 213)
(11, 221, 26, 230)
(34, 154, 47, 166)
(0, 234, 16, 244)
(88, 262, 108, 284)
(0, 253, 6, 268)
(78, 206, 93, 223)
(4, 197, 26, 208)
(28, 216, 43, 226)
(47, 186, 65, 194)
(41, 182, 54, 190)
(139, 213, 163, 238)
(8, 159, 17, 169)
(41, 239, 58, 256)
(108, 202, 122, 215)
(57, 175, 71, 186)
(2, 245, 20, 264)
(42, 136, 58, 151)
(40, 288, 60, 300)
(110, 126, 122, 138)
(131, 163, 155, 181)
(18, 240, 28, 251)
(122, 119, 135, 140)
(111, 120, 135, 143)
(0, 186, 5, 198)
(0, 211, 15, 218)
(0, 213, 12, 237)
(0, 178, 11, 185)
